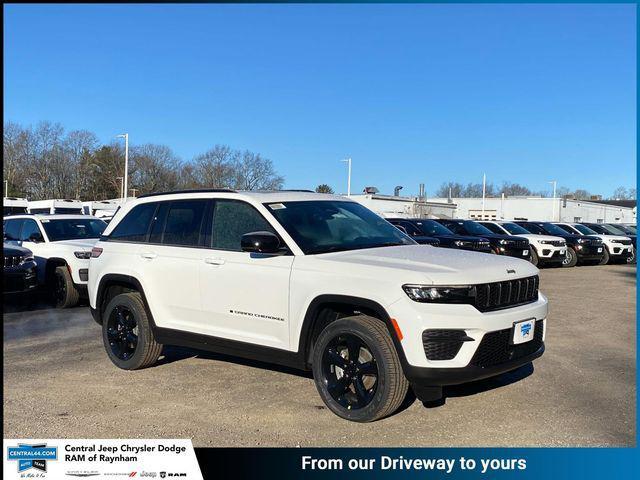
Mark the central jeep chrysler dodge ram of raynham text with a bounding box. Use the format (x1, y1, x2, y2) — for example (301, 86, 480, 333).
(88, 190, 548, 422)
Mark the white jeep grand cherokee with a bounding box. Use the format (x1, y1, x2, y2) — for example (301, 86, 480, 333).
(88, 190, 548, 422)
(4, 214, 107, 307)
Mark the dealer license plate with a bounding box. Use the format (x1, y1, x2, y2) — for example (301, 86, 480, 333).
(512, 319, 535, 345)
(522, 249, 529, 256)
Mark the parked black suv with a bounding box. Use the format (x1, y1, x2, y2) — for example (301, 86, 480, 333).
(3, 243, 38, 295)
(386, 219, 440, 246)
(387, 218, 491, 252)
(435, 219, 529, 258)
(514, 221, 604, 267)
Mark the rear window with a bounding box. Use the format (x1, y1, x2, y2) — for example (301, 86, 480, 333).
(109, 203, 158, 242)
(161, 200, 208, 246)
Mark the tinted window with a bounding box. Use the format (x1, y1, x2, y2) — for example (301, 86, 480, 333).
(501, 222, 532, 235)
(21, 220, 43, 241)
(4, 219, 24, 240)
(211, 200, 276, 251)
(481, 223, 505, 234)
(110, 203, 158, 242)
(396, 221, 421, 236)
(540, 223, 572, 236)
(56, 207, 83, 214)
(573, 224, 598, 235)
(414, 220, 453, 236)
(162, 200, 207, 246)
(3, 206, 28, 216)
(518, 222, 545, 235)
(40, 218, 107, 241)
(267, 201, 414, 254)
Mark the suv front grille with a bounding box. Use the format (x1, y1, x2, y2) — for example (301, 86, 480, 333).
(3, 255, 24, 268)
(473, 240, 490, 250)
(586, 238, 602, 246)
(470, 320, 544, 368)
(422, 330, 471, 360)
(513, 240, 528, 249)
(474, 275, 539, 312)
(548, 240, 565, 247)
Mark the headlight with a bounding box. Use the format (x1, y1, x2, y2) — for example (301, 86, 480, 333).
(74, 251, 92, 259)
(403, 284, 476, 304)
(576, 238, 588, 244)
(454, 240, 467, 247)
(498, 239, 508, 245)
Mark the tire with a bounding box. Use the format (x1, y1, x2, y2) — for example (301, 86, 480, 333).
(311, 315, 409, 422)
(598, 248, 610, 266)
(102, 292, 162, 370)
(529, 248, 539, 267)
(627, 248, 636, 264)
(562, 247, 578, 268)
(52, 266, 80, 308)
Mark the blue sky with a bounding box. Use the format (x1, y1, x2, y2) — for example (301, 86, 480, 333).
(4, 3, 636, 197)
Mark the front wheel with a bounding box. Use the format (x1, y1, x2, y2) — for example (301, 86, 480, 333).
(102, 292, 162, 370)
(312, 315, 408, 422)
(529, 248, 539, 267)
(598, 248, 610, 266)
(627, 248, 636, 264)
(562, 247, 578, 268)
(52, 266, 80, 308)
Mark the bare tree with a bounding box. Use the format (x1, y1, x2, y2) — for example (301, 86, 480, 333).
(232, 150, 284, 191)
(315, 184, 334, 194)
(191, 145, 237, 188)
(130, 144, 182, 195)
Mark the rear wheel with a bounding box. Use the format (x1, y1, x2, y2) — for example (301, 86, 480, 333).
(102, 292, 162, 370)
(312, 315, 408, 422)
(52, 266, 80, 308)
(562, 247, 578, 268)
(598, 248, 610, 266)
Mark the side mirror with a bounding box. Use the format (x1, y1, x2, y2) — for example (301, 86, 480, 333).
(28, 232, 44, 243)
(241, 231, 281, 254)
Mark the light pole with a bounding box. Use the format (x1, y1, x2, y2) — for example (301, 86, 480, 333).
(116, 177, 124, 200)
(116, 133, 129, 200)
(4, 180, 8, 197)
(549, 180, 557, 221)
(341, 158, 352, 196)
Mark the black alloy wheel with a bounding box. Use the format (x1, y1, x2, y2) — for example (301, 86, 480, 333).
(106, 305, 139, 360)
(321, 333, 379, 410)
(54, 272, 67, 304)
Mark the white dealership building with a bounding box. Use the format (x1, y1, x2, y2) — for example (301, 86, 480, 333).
(429, 196, 636, 223)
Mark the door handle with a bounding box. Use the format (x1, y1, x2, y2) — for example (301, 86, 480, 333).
(140, 252, 157, 260)
(204, 257, 225, 265)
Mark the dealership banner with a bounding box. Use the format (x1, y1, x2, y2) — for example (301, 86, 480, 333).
(3, 439, 202, 479)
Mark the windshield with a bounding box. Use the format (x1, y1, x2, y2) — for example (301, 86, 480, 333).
(414, 220, 454, 236)
(573, 224, 598, 235)
(266, 201, 415, 254)
(447, 220, 494, 236)
(501, 222, 531, 235)
(540, 223, 572, 236)
(599, 224, 626, 235)
(41, 218, 107, 241)
(616, 224, 637, 234)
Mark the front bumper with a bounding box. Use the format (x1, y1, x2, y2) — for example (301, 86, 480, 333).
(497, 246, 530, 259)
(405, 342, 544, 387)
(539, 248, 566, 263)
(574, 244, 604, 260)
(388, 292, 548, 374)
(609, 244, 634, 257)
(3, 264, 38, 294)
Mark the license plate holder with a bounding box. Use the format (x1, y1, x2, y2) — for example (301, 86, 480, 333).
(512, 318, 535, 345)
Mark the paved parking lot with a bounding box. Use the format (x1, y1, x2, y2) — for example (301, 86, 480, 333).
(3, 264, 636, 447)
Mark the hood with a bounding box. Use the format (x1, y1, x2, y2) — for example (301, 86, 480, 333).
(51, 238, 100, 250)
(520, 234, 565, 243)
(3, 243, 32, 257)
(314, 245, 538, 285)
(591, 234, 631, 242)
(475, 233, 528, 242)
(436, 234, 488, 242)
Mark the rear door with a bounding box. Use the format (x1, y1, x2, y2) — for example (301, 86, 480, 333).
(198, 199, 293, 350)
(137, 199, 210, 332)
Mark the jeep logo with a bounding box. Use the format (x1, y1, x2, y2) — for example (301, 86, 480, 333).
(507, 269, 516, 274)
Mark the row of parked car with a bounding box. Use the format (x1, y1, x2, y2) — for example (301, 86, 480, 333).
(388, 218, 636, 267)
(2, 210, 636, 309)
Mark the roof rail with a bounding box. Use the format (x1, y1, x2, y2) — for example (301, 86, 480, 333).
(277, 189, 315, 193)
(137, 188, 236, 199)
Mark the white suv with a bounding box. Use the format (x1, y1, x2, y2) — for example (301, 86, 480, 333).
(478, 221, 567, 267)
(88, 190, 548, 422)
(3, 214, 107, 307)
(553, 222, 632, 265)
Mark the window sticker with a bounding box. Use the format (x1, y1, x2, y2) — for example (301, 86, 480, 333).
(268, 203, 286, 210)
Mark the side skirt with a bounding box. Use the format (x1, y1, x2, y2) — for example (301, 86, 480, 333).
(153, 327, 308, 371)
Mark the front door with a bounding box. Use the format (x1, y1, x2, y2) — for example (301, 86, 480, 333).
(198, 199, 293, 350)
